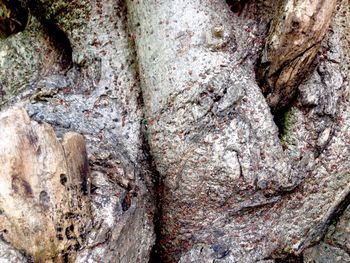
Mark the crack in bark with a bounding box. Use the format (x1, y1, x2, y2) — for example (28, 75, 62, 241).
(18, 0, 73, 69)
(318, 183, 350, 246)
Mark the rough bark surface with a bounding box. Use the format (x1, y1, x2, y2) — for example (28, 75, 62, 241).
(0, 0, 154, 262)
(0, 0, 349, 262)
(127, 0, 350, 262)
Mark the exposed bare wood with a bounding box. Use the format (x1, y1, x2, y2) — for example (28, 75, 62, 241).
(257, 0, 337, 112)
(0, 107, 91, 262)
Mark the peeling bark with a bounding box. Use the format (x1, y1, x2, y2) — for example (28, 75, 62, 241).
(257, 0, 337, 112)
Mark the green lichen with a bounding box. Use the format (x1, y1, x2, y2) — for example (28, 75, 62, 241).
(277, 107, 295, 147)
(282, 245, 293, 254)
(0, 17, 42, 103)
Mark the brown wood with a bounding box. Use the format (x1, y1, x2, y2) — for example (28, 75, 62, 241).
(0, 107, 91, 262)
(257, 0, 337, 112)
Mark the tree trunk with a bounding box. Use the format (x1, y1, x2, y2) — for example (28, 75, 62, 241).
(0, 0, 349, 262)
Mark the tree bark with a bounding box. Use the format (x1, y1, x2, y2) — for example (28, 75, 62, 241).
(0, 0, 349, 262)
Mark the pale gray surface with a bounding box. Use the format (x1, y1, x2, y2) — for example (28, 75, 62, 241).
(127, 0, 350, 262)
(0, 0, 154, 262)
(329, 206, 350, 255)
(304, 243, 350, 263)
(0, 0, 349, 262)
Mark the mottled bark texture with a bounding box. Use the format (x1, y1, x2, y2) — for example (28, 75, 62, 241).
(127, 0, 350, 262)
(0, 0, 154, 262)
(0, 0, 349, 262)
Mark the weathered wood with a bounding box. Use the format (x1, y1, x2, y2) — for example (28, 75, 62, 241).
(257, 0, 337, 112)
(0, 107, 91, 262)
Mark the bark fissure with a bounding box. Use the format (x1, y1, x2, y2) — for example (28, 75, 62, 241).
(0, 0, 349, 262)
(21, 0, 73, 68)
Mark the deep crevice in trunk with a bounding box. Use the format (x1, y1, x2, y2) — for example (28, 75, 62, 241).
(319, 190, 350, 243)
(273, 103, 295, 143)
(0, 0, 28, 38)
(275, 254, 304, 263)
(23, 1, 73, 69)
(41, 20, 72, 69)
(147, 158, 164, 263)
(137, 82, 164, 263)
(123, 4, 163, 260)
(225, 0, 249, 14)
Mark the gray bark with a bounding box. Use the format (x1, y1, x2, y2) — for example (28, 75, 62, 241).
(0, 0, 349, 262)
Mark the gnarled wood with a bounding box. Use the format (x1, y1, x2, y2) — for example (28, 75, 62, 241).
(0, 107, 91, 262)
(257, 0, 337, 112)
